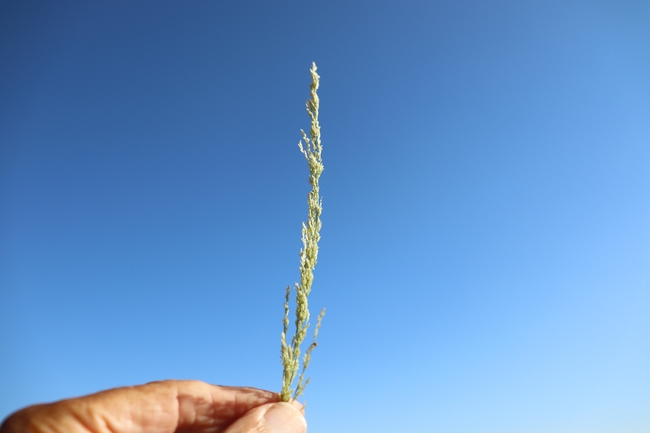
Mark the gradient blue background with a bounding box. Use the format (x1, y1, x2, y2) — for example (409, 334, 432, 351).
(1, 1, 649, 432)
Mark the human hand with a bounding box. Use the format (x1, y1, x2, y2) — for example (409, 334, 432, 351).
(0, 380, 306, 433)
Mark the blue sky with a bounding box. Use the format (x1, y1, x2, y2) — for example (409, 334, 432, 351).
(1, 1, 649, 431)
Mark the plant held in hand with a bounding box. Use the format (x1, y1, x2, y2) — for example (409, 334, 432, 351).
(280, 62, 325, 403)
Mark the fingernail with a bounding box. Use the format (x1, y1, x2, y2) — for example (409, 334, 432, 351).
(263, 402, 307, 433)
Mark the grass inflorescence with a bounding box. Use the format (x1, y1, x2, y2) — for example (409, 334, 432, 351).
(280, 62, 325, 403)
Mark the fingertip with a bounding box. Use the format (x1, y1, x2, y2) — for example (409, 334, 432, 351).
(262, 403, 307, 433)
(223, 402, 307, 433)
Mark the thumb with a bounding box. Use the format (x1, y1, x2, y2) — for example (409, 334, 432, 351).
(223, 401, 307, 433)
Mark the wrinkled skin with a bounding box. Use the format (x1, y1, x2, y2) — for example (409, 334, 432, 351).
(0, 380, 306, 433)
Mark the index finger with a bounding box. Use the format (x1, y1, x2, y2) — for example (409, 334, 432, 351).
(1, 380, 288, 433)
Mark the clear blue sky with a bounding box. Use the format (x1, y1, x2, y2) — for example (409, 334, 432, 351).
(1, 1, 649, 432)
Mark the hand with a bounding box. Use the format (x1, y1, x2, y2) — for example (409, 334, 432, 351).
(0, 380, 306, 433)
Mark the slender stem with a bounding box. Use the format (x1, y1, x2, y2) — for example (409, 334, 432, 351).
(280, 63, 324, 402)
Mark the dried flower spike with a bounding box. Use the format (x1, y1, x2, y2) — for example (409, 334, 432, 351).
(280, 62, 325, 402)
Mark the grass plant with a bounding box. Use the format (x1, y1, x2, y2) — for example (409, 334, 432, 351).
(279, 63, 325, 402)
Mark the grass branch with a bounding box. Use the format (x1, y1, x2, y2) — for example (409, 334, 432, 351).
(280, 62, 325, 402)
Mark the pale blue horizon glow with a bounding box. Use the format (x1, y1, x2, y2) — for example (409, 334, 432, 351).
(1, 1, 649, 432)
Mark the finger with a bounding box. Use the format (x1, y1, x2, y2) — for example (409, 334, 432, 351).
(1, 380, 281, 433)
(222, 401, 307, 433)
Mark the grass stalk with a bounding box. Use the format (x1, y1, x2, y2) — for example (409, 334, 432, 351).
(280, 62, 325, 402)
